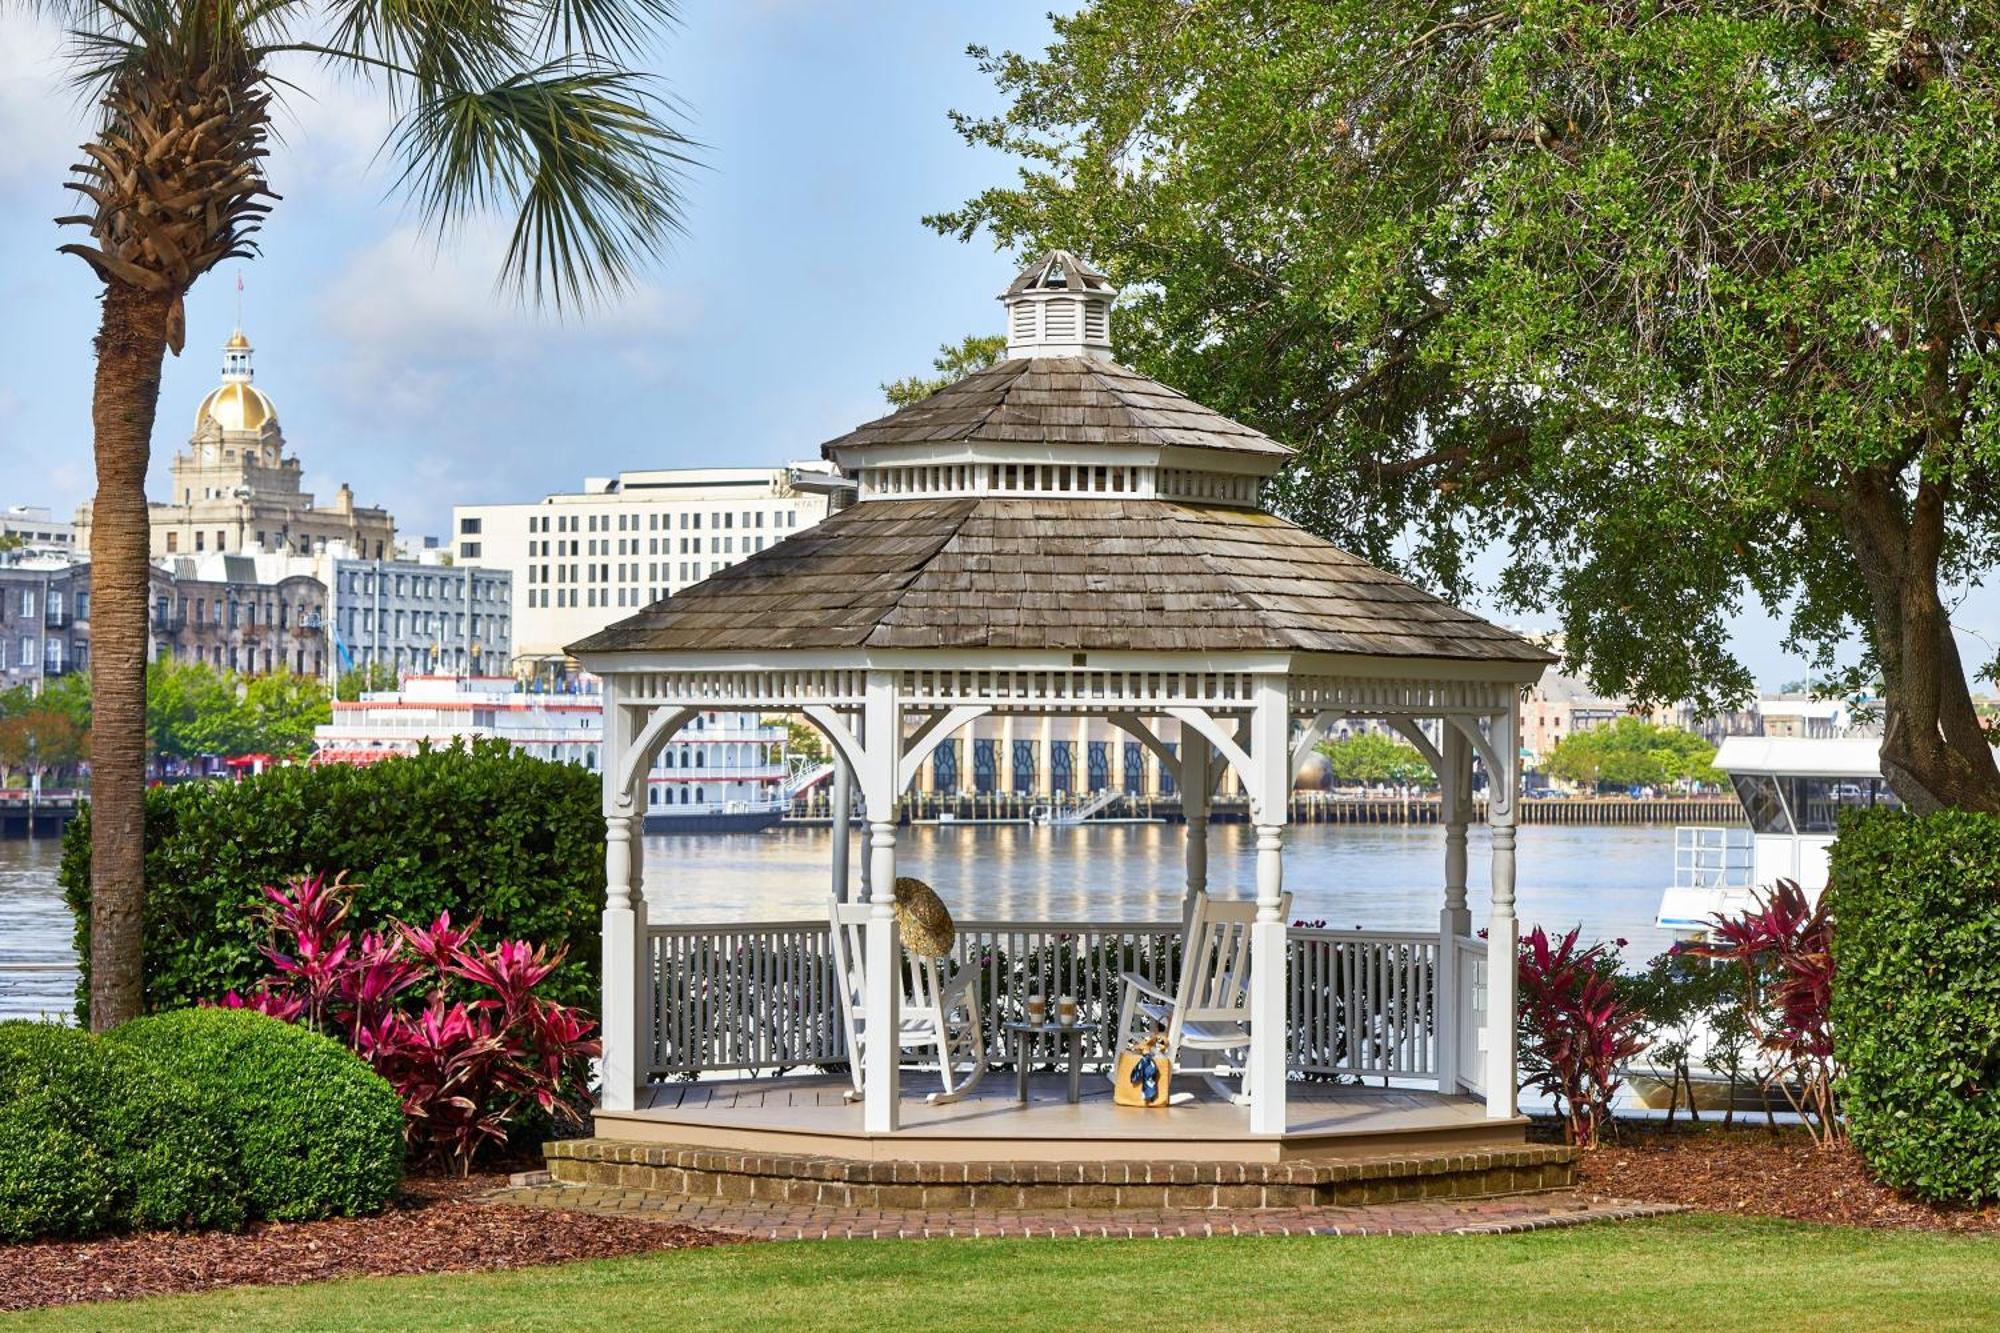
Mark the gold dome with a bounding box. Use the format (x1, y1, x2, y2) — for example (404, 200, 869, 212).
(225, 328, 251, 350)
(195, 381, 277, 433)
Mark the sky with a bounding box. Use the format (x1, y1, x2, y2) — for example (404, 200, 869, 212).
(0, 2, 1991, 692)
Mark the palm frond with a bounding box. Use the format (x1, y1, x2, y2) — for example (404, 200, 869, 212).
(534, 0, 677, 60)
(389, 58, 693, 309)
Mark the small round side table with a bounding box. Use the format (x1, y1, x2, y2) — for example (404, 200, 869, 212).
(1004, 1020, 1087, 1104)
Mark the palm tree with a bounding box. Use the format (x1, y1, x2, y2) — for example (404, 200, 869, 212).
(21, 0, 693, 1029)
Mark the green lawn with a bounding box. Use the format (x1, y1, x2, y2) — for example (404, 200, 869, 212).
(10, 1215, 2000, 1332)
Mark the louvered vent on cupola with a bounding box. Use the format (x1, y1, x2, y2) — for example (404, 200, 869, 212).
(1000, 251, 1117, 360)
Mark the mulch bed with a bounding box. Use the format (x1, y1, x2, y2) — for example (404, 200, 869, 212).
(0, 1171, 742, 1314)
(1568, 1120, 2000, 1234)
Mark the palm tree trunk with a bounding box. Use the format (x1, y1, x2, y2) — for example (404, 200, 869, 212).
(86, 282, 172, 1031)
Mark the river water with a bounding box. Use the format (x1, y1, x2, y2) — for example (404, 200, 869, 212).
(2, 821, 1679, 1021)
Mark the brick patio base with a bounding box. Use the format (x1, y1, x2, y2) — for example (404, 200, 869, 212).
(543, 1138, 1580, 1211)
(490, 1176, 1679, 1240)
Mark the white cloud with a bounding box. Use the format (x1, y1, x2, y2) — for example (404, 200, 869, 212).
(318, 223, 698, 401)
(0, 15, 90, 202)
(268, 56, 398, 193)
(302, 222, 701, 528)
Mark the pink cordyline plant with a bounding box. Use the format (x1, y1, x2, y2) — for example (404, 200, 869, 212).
(216, 873, 599, 1173)
(1686, 880, 1842, 1146)
(1517, 926, 1648, 1148)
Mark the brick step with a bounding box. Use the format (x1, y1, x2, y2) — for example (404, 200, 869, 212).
(544, 1138, 1577, 1211)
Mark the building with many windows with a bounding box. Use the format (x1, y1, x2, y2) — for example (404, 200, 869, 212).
(0, 563, 90, 693)
(328, 556, 512, 679)
(152, 554, 329, 676)
(450, 465, 835, 669)
(74, 326, 397, 562)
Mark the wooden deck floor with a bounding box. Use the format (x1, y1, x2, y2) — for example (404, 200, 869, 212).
(594, 1073, 1523, 1163)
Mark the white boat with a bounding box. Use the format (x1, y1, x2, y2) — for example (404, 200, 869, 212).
(312, 674, 799, 832)
(1655, 736, 1897, 934)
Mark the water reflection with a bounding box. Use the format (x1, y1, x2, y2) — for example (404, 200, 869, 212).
(639, 821, 1680, 962)
(0, 820, 1686, 1020)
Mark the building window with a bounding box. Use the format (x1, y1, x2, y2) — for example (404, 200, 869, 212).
(460, 517, 481, 535)
(194, 531, 205, 551)
(166, 531, 178, 553)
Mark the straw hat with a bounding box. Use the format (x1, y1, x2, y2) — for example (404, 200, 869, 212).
(892, 876, 956, 957)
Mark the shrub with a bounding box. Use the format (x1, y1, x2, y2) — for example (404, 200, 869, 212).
(222, 873, 598, 1173)
(0, 1021, 244, 1240)
(1516, 927, 1646, 1147)
(1622, 947, 1744, 1125)
(61, 739, 603, 1018)
(1828, 809, 2000, 1203)
(1688, 880, 1841, 1145)
(107, 1008, 404, 1221)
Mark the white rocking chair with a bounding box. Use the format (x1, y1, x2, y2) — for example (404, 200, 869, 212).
(1114, 890, 1291, 1104)
(829, 896, 988, 1106)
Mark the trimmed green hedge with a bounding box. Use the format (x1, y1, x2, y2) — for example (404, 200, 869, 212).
(1829, 808, 2000, 1203)
(62, 739, 603, 1017)
(0, 1020, 243, 1241)
(107, 1009, 405, 1221)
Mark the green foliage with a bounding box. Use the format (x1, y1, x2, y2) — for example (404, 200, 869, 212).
(106, 1009, 403, 1222)
(60, 739, 604, 1016)
(146, 658, 244, 760)
(1544, 717, 1719, 790)
(1828, 809, 2000, 1203)
(0, 707, 88, 784)
(337, 661, 400, 702)
(883, 334, 1008, 407)
(238, 671, 332, 758)
(937, 0, 2000, 808)
(0, 1020, 244, 1241)
(1622, 949, 1755, 1125)
(1315, 732, 1434, 786)
(776, 714, 828, 764)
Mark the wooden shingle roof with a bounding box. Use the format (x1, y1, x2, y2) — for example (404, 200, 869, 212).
(818, 358, 1294, 460)
(570, 498, 1551, 663)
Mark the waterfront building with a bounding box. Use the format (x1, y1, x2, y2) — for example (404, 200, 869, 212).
(327, 553, 512, 680)
(73, 327, 397, 561)
(312, 675, 789, 829)
(0, 508, 77, 565)
(152, 553, 328, 676)
(0, 563, 90, 693)
(450, 465, 836, 670)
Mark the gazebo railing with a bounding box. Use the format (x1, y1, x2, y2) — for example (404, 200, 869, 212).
(644, 917, 1481, 1088)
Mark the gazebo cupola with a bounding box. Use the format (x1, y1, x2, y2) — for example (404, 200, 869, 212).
(832, 251, 1284, 510)
(1002, 249, 1116, 359)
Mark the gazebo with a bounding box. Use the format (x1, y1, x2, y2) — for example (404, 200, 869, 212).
(571, 253, 1552, 1166)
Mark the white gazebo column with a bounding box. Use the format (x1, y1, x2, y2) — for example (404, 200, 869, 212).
(1486, 700, 1522, 1119)
(1181, 735, 1210, 920)
(1434, 723, 1472, 1094)
(861, 673, 902, 1133)
(831, 750, 853, 903)
(598, 679, 643, 1113)
(628, 808, 650, 1091)
(1247, 678, 1290, 1135)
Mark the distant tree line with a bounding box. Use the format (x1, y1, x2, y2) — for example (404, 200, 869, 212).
(0, 663, 332, 785)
